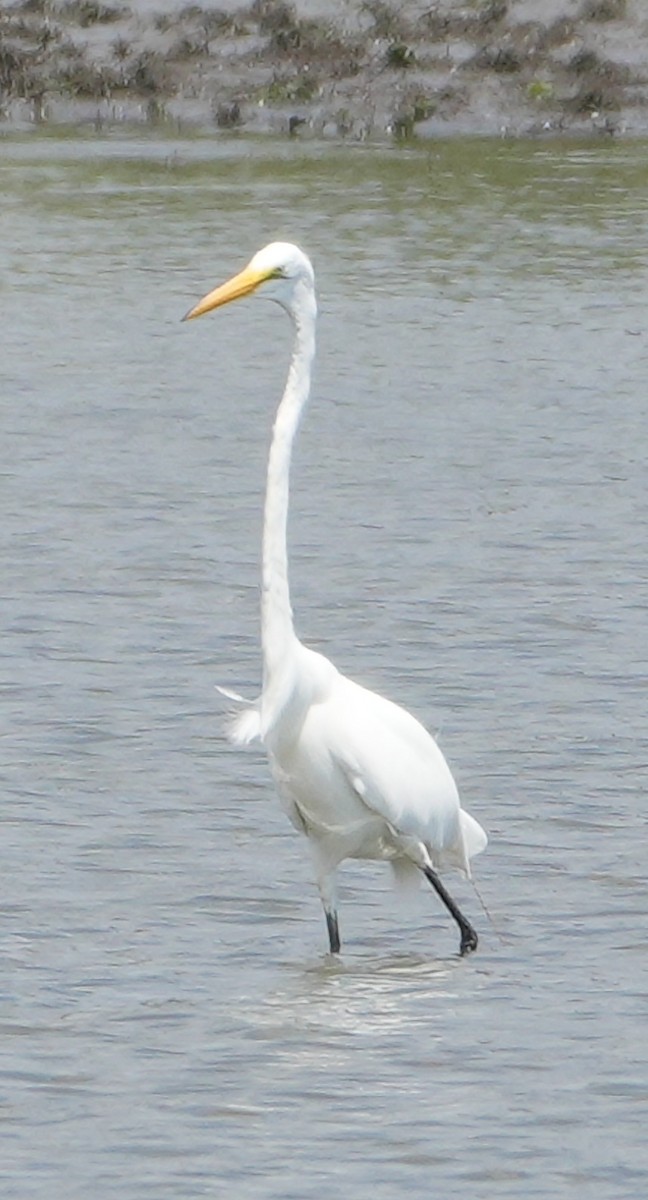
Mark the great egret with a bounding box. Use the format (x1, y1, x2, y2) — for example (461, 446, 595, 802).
(184, 242, 487, 955)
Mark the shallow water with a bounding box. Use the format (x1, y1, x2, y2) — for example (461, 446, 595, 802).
(1, 134, 647, 1198)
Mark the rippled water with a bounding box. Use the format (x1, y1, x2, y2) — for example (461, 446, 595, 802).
(1, 135, 647, 1198)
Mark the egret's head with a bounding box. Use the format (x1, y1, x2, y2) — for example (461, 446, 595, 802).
(183, 242, 315, 322)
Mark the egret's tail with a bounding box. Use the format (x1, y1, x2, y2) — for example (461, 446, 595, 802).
(460, 809, 488, 869)
(216, 686, 261, 745)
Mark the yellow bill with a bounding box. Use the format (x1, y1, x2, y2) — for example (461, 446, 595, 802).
(182, 263, 271, 321)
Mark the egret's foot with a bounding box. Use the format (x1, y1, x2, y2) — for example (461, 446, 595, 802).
(459, 925, 478, 956)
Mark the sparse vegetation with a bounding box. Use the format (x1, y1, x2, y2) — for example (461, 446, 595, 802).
(59, 1, 125, 26)
(0, 0, 646, 137)
(541, 17, 576, 48)
(261, 71, 319, 103)
(479, 1, 508, 25)
(168, 34, 205, 60)
(572, 84, 620, 113)
(362, 1, 410, 40)
(569, 48, 629, 85)
(179, 4, 236, 40)
(469, 44, 521, 73)
(527, 79, 554, 102)
(385, 42, 416, 69)
(214, 98, 241, 127)
(14, 0, 48, 12)
(111, 35, 129, 62)
(248, 0, 295, 35)
(55, 54, 120, 95)
(124, 50, 168, 95)
(0, 42, 29, 96)
(570, 49, 601, 76)
(391, 90, 434, 138)
(584, 0, 626, 20)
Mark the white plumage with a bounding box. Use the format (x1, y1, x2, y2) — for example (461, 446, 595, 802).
(185, 242, 487, 955)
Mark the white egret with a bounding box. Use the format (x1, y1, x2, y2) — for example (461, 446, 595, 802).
(183, 242, 487, 955)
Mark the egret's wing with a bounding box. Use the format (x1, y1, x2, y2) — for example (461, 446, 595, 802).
(305, 673, 463, 851)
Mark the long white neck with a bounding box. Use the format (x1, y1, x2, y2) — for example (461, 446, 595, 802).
(262, 288, 316, 689)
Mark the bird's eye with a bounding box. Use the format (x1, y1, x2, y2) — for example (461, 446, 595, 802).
(269, 268, 286, 280)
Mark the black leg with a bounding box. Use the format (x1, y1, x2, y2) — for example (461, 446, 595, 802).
(422, 865, 478, 955)
(325, 909, 341, 954)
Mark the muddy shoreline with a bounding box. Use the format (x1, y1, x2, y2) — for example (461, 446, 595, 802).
(2, 0, 648, 140)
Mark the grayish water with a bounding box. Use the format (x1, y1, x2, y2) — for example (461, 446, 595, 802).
(1, 135, 647, 1197)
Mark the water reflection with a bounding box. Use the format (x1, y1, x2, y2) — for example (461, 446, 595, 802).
(255, 952, 459, 1042)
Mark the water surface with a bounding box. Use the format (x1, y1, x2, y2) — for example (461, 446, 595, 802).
(1, 135, 647, 1198)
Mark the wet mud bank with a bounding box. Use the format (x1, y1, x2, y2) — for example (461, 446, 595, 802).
(2, 0, 648, 140)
